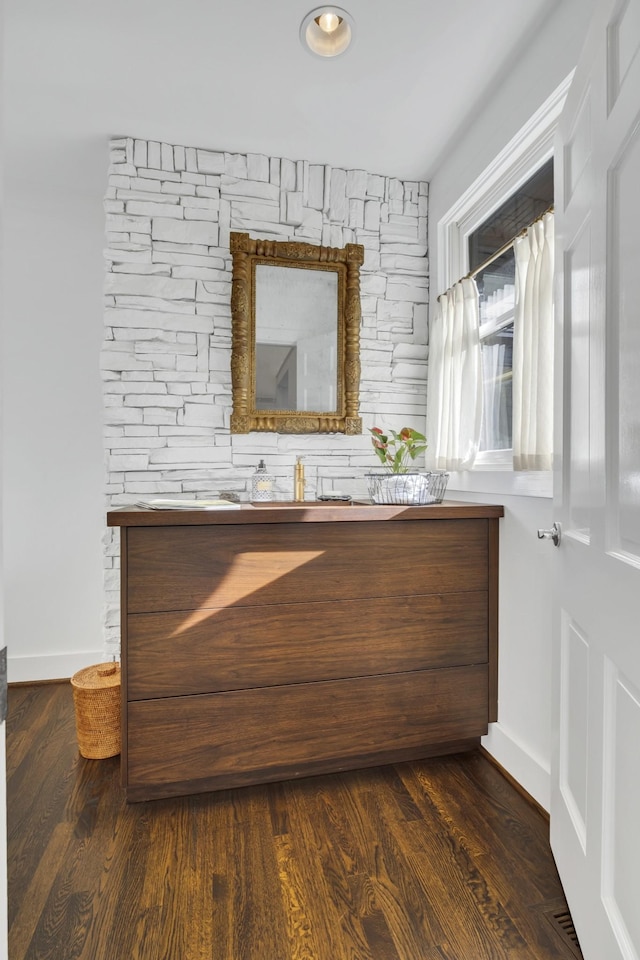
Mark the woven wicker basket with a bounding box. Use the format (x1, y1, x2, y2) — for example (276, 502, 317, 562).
(70, 662, 121, 759)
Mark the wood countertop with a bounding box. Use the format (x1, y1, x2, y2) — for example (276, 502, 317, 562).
(108, 500, 505, 527)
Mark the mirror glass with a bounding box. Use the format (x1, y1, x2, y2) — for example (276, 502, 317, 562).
(229, 232, 364, 435)
(255, 265, 338, 412)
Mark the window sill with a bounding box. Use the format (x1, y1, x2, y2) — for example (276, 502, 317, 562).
(447, 469, 552, 499)
(473, 455, 513, 470)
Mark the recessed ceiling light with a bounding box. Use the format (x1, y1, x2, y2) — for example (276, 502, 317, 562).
(300, 6, 355, 58)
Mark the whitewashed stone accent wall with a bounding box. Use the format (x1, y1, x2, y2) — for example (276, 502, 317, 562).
(102, 137, 429, 654)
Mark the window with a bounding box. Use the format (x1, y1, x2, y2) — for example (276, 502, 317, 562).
(436, 77, 571, 495)
(470, 158, 553, 464)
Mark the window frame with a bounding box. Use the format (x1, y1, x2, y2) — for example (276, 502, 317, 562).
(435, 74, 573, 497)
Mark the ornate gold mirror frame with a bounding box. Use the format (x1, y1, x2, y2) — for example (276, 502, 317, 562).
(229, 232, 364, 434)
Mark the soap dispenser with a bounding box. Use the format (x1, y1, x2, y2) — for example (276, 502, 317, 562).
(251, 460, 274, 502)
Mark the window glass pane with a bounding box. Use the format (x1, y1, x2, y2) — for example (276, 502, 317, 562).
(477, 248, 515, 453)
(468, 157, 553, 272)
(467, 156, 553, 460)
(480, 321, 513, 452)
(476, 249, 515, 325)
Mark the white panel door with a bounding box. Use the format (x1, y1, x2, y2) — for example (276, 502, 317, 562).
(552, 1, 640, 958)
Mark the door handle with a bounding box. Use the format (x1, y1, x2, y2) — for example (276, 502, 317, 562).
(537, 521, 561, 546)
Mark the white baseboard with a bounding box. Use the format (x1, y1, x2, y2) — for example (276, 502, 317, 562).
(482, 722, 551, 813)
(8, 650, 108, 684)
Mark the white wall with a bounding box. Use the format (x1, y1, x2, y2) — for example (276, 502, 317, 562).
(1, 36, 8, 936)
(450, 488, 554, 808)
(428, 0, 597, 232)
(3, 158, 107, 682)
(428, 0, 596, 810)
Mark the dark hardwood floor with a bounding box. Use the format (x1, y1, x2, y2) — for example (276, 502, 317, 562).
(8, 682, 582, 960)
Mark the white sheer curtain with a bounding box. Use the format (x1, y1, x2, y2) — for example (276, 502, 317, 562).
(426, 277, 482, 470)
(512, 211, 554, 471)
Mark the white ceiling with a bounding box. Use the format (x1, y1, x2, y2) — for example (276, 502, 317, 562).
(6, 0, 557, 186)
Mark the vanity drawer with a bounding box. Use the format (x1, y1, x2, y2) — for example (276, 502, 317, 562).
(126, 592, 488, 699)
(126, 519, 489, 614)
(126, 664, 489, 800)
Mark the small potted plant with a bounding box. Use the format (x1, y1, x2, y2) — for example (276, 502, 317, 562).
(370, 426, 427, 473)
(367, 426, 447, 504)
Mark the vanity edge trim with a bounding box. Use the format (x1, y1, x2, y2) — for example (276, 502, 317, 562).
(107, 501, 505, 527)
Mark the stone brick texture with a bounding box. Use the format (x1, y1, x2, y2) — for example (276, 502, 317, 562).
(102, 137, 429, 654)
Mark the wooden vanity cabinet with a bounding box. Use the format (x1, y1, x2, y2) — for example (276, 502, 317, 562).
(108, 501, 503, 802)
